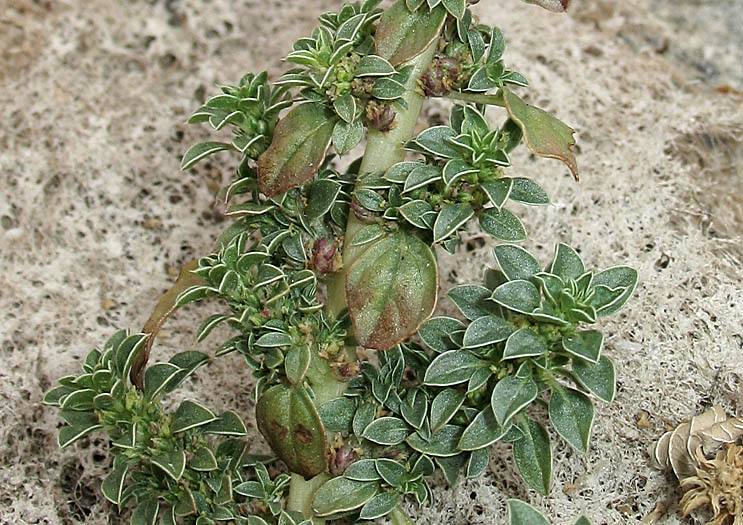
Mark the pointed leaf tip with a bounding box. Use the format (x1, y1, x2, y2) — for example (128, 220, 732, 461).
(502, 89, 578, 181)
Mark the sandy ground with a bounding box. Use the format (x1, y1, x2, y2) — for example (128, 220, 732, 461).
(1, 0, 741, 523)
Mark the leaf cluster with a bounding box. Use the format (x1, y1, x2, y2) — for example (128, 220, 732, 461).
(310, 243, 636, 520)
(42, 331, 312, 525)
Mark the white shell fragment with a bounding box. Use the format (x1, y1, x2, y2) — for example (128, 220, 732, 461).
(649, 405, 743, 478)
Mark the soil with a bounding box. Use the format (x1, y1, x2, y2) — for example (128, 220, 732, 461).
(1, 0, 741, 523)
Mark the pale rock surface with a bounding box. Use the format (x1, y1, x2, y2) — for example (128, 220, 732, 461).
(1, 0, 741, 523)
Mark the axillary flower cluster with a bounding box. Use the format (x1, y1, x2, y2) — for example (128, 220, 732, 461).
(44, 1, 641, 524)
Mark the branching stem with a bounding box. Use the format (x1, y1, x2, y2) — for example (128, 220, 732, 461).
(288, 42, 439, 522)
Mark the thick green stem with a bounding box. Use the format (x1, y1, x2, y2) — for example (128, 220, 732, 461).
(289, 42, 438, 523)
(390, 505, 416, 525)
(286, 473, 330, 524)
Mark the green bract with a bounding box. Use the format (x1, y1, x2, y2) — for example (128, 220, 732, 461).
(45, 1, 634, 524)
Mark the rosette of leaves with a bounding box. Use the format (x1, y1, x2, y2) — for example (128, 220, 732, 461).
(176, 228, 349, 397)
(181, 72, 292, 171)
(420, 18, 529, 97)
(349, 103, 547, 252)
(414, 243, 637, 495)
(42, 330, 312, 525)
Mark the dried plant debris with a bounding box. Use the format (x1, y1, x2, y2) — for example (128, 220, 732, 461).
(649, 405, 743, 478)
(680, 444, 743, 525)
(649, 405, 743, 524)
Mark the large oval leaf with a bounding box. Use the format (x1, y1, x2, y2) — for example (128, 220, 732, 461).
(258, 102, 336, 196)
(502, 89, 578, 181)
(512, 417, 552, 496)
(255, 384, 328, 477)
(375, 0, 447, 65)
(346, 231, 438, 349)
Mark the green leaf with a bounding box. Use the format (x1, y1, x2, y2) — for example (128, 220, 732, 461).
(181, 142, 232, 170)
(433, 203, 474, 243)
(494, 244, 541, 281)
(479, 207, 527, 242)
(447, 284, 497, 321)
(572, 355, 616, 403)
(333, 92, 356, 123)
(502, 89, 578, 181)
(384, 161, 423, 183)
(491, 375, 538, 426)
(443, 158, 477, 188)
(487, 27, 506, 63)
(481, 179, 513, 209)
(466, 448, 490, 478)
(418, 316, 466, 352)
(190, 446, 218, 471)
(43, 385, 76, 406)
(352, 401, 376, 437)
(435, 453, 468, 484)
(591, 266, 638, 316)
(318, 397, 356, 432)
(114, 333, 148, 382)
(255, 384, 328, 478)
(359, 491, 400, 520)
(399, 199, 434, 230)
(492, 280, 541, 314)
(550, 243, 585, 281)
(362, 417, 409, 445)
(507, 499, 550, 525)
(562, 330, 603, 363)
(463, 316, 515, 349)
(131, 500, 159, 525)
(101, 463, 128, 504)
(441, 0, 465, 18)
(375, 459, 406, 487)
(424, 350, 487, 386)
(346, 231, 437, 350)
(306, 179, 342, 220)
(412, 126, 460, 158)
(344, 459, 381, 481)
(509, 178, 550, 205)
(234, 481, 265, 498)
(407, 425, 464, 457)
(402, 164, 442, 193)
(459, 406, 509, 450)
(144, 363, 181, 400)
(258, 102, 336, 196)
(313, 478, 379, 517)
(203, 411, 249, 436)
(333, 120, 364, 155)
(375, 0, 447, 65)
(574, 516, 592, 525)
(549, 385, 594, 453)
(173, 400, 218, 433)
(400, 388, 428, 429)
(255, 332, 292, 348)
(58, 422, 102, 448)
(355, 55, 396, 77)
(285, 345, 311, 385)
(151, 449, 186, 481)
(512, 417, 552, 495)
(430, 389, 466, 432)
(503, 329, 548, 360)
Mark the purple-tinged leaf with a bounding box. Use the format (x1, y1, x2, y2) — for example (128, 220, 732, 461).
(502, 89, 578, 180)
(258, 102, 335, 196)
(346, 231, 437, 350)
